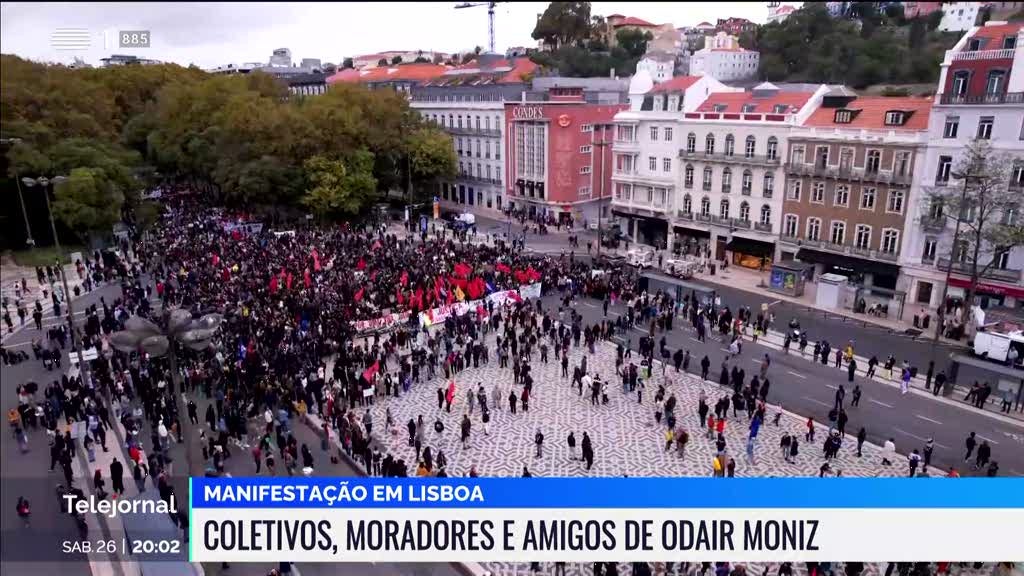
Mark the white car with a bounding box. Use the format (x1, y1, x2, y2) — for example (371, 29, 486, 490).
(627, 249, 655, 269)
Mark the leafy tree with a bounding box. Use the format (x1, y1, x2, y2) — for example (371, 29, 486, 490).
(342, 57, 354, 69)
(407, 128, 457, 200)
(926, 10, 943, 30)
(378, 58, 389, 66)
(303, 151, 377, 219)
(433, 53, 446, 64)
(616, 29, 653, 59)
(52, 167, 126, 240)
(414, 57, 430, 63)
(532, 1, 593, 49)
(391, 55, 403, 65)
(908, 17, 927, 48)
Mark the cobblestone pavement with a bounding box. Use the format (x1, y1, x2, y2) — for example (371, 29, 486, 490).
(361, 333, 955, 576)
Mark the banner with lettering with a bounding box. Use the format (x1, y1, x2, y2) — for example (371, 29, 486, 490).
(352, 311, 413, 334)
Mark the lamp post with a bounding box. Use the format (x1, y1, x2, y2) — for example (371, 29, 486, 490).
(594, 125, 611, 259)
(21, 175, 86, 386)
(928, 169, 985, 394)
(110, 308, 223, 476)
(1, 137, 35, 246)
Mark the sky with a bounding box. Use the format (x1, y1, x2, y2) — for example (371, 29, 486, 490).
(0, 2, 800, 69)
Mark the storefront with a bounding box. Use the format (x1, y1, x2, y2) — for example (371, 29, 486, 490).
(795, 248, 900, 289)
(726, 235, 775, 271)
(671, 225, 711, 257)
(946, 277, 1024, 310)
(612, 210, 668, 249)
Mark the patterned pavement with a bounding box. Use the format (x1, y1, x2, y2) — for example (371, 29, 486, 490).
(361, 332, 947, 576)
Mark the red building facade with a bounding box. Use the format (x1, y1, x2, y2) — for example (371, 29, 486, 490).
(504, 99, 625, 225)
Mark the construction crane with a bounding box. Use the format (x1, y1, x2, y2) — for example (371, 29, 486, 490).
(454, 1, 505, 54)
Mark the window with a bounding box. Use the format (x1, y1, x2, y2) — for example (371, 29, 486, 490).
(884, 111, 905, 126)
(922, 238, 937, 262)
(951, 71, 970, 96)
(784, 214, 799, 237)
(834, 109, 853, 123)
(834, 184, 850, 207)
(457, 115, 463, 128)
(686, 133, 696, 153)
(742, 103, 756, 113)
(767, 137, 778, 160)
(722, 168, 733, 193)
(881, 229, 899, 254)
(579, 145, 592, 154)
(617, 125, 636, 141)
(865, 150, 881, 173)
(1003, 205, 1018, 226)
(650, 126, 659, 141)
(739, 201, 750, 222)
(860, 187, 876, 210)
(977, 116, 994, 140)
(1004, 36, 1017, 50)
(741, 170, 752, 195)
(928, 199, 944, 220)
(580, 166, 592, 174)
(807, 217, 821, 241)
(702, 167, 713, 191)
(830, 221, 846, 245)
(663, 158, 671, 173)
(854, 224, 871, 250)
(986, 70, 1006, 95)
(700, 196, 711, 216)
(760, 204, 771, 226)
(682, 194, 692, 214)
(713, 104, 727, 113)
(943, 116, 959, 139)
(816, 146, 829, 168)
(724, 134, 735, 156)
(839, 148, 853, 172)
(684, 165, 694, 188)
(649, 156, 657, 171)
(954, 239, 970, 262)
(787, 180, 802, 201)
(486, 165, 492, 180)
(772, 104, 788, 114)
(664, 127, 673, 142)
(720, 198, 730, 218)
(581, 124, 594, 133)
(1013, 165, 1024, 188)
(578, 186, 591, 199)
(615, 183, 632, 201)
(745, 136, 756, 158)
(485, 116, 490, 130)
(811, 182, 825, 204)
(936, 156, 952, 184)
(887, 190, 905, 214)
(791, 146, 805, 165)
(895, 152, 910, 176)
(763, 173, 774, 198)
(706, 134, 716, 155)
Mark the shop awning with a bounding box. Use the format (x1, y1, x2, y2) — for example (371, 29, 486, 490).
(727, 236, 773, 257)
(796, 248, 900, 277)
(947, 276, 1024, 300)
(672, 224, 710, 237)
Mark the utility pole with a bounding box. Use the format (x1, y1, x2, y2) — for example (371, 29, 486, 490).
(1, 138, 34, 246)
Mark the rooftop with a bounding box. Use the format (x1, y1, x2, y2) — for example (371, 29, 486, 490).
(612, 16, 658, 27)
(438, 57, 537, 84)
(695, 90, 814, 114)
(970, 21, 1024, 41)
(803, 96, 933, 130)
(326, 63, 449, 85)
(650, 75, 702, 93)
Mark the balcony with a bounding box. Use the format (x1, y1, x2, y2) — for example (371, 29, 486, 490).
(457, 174, 502, 186)
(679, 149, 780, 167)
(921, 217, 947, 232)
(779, 235, 900, 261)
(951, 48, 1016, 61)
(678, 210, 694, 220)
(696, 213, 713, 223)
(448, 126, 501, 137)
(939, 92, 1024, 106)
(754, 222, 772, 233)
(936, 258, 1023, 283)
(784, 163, 913, 186)
(614, 139, 641, 152)
(741, 186, 752, 196)
(709, 215, 753, 229)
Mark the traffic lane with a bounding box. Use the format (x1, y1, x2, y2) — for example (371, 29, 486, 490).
(2, 281, 124, 349)
(557, 296, 1022, 475)
(0, 347, 94, 574)
(683, 279, 998, 385)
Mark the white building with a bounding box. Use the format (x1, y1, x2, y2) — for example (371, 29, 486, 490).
(900, 21, 1024, 312)
(636, 51, 676, 84)
(939, 2, 982, 33)
(269, 48, 292, 67)
(766, 2, 798, 24)
(688, 32, 760, 82)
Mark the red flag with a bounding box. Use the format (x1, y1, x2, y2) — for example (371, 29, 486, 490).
(354, 287, 364, 302)
(362, 360, 380, 383)
(212, 254, 220, 267)
(311, 248, 321, 271)
(509, 291, 523, 303)
(526, 266, 541, 282)
(495, 263, 511, 274)
(286, 272, 294, 290)
(303, 269, 312, 288)
(356, 258, 366, 271)
(400, 271, 409, 287)
(269, 275, 279, 294)
(454, 262, 471, 278)
(414, 287, 424, 310)
(397, 288, 404, 305)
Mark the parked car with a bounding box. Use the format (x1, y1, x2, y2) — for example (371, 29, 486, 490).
(664, 258, 698, 279)
(627, 249, 655, 269)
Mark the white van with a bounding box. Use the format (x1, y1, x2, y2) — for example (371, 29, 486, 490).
(627, 249, 655, 269)
(973, 329, 1024, 366)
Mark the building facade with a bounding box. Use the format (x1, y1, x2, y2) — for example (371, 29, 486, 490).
(715, 17, 757, 36)
(285, 73, 329, 97)
(903, 2, 943, 19)
(504, 94, 625, 226)
(636, 51, 676, 83)
(688, 32, 760, 82)
(900, 21, 1024, 311)
(939, 2, 982, 32)
(779, 95, 933, 293)
(766, 2, 797, 24)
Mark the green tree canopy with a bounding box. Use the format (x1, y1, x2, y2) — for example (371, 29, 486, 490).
(532, 1, 593, 48)
(302, 151, 377, 219)
(52, 166, 126, 239)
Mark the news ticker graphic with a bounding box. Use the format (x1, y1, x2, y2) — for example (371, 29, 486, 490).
(189, 477, 1024, 563)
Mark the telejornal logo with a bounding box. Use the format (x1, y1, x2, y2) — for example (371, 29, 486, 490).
(50, 28, 91, 51)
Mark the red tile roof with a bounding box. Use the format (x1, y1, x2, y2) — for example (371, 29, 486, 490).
(696, 91, 813, 114)
(327, 63, 449, 85)
(803, 96, 932, 130)
(971, 22, 1024, 40)
(696, 21, 713, 27)
(776, 5, 796, 13)
(439, 57, 536, 84)
(326, 68, 361, 84)
(651, 75, 702, 93)
(613, 16, 657, 27)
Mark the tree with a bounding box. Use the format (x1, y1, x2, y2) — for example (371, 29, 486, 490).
(302, 151, 377, 219)
(52, 166, 126, 240)
(342, 57, 354, 69)
(378, 58, 389, 66)
(391, 55, 403, 65)
(926, 10, 943, 30)
(616, 29, 653, 59)
(925, 140, 1024, 331)
(414, 57, 430, 63)
(908, 17, 927, 48)
(532, 1, 593, 49)
(407, 128, 457, 200)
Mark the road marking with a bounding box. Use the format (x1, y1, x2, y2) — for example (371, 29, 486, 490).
(720, 348, 731, 353)
(582, 302, 598, 308)
(825, 384, 838, 390)
(749, 358, 761, 365)
(976, 434, 1000, 445)
(689, 337, 700, 343)
(893, 427, 927, 442)
(915, 414, 943, 426)
(802, 396, 833, 408)
(766, 300, 782, 307)
(869, 398, 894, 408)
(787, 370, 806, 379)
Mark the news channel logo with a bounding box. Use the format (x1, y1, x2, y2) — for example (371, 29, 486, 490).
(49, 28, 151, 51)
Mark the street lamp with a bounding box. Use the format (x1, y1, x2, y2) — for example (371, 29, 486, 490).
(110, 308, 223, 475)
(1, 137, 35, 246)
(21, 175, 85, 384)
